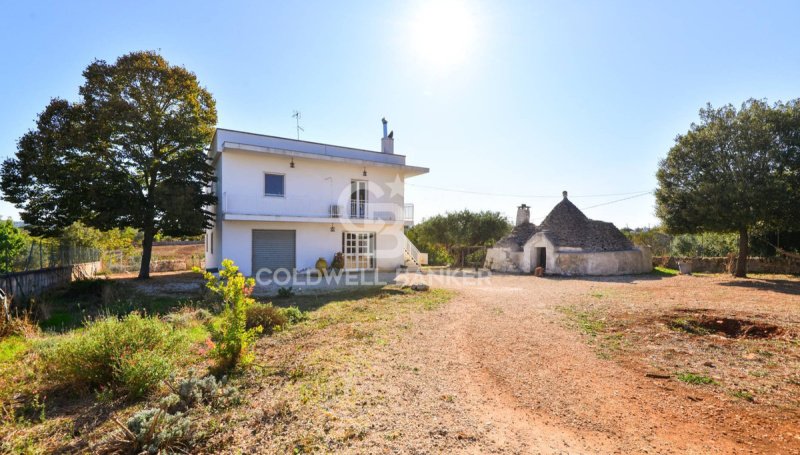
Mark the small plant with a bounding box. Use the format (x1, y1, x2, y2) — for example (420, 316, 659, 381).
(246, 303, 288, 334)
(197, 259, 261, 369)
(277, 286, 295, 298)
(732, 390, 755, 402)
(99, 408, 192, 454)
(39, 312, 186, 398)
(331, 252, 345, 270)
(281, 306, 308, 324)
(162, 372, 240, 413)
(676, 372, 717, 385)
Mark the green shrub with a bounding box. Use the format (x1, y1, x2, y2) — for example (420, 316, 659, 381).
(197, 259, 261, 370)
(280, 306, 308, 324)
(277, 286, 295, 298)
(39, 313, 186, 398)
(246, 303, 288, 334)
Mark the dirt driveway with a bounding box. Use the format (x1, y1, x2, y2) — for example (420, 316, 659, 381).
(372, 272, 800, 454)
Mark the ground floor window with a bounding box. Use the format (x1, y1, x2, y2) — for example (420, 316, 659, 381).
(343, 232, 375, 270)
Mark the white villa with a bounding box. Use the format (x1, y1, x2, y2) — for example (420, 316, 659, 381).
(204, 122, 428, 277)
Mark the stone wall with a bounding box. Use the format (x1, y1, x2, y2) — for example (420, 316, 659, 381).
(653, 256, 800, 274)
(553, 248, 652, 276)
(0, 261, 102, 303)
(485, 248, 523, 273)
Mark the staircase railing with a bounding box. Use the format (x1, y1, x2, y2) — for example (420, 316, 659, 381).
(402, 233, 422, 266)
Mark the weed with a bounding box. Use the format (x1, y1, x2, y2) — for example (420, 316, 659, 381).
(749, 370, 769, 378)
(39, 312, 187, 398)
(98, 408, 193, 454)
(732, 390, 755, 402)
(676, 372, 717, 385)
(246, 303, 288, 334)
(281, 306, 308, 324)
(558, 306, 605, 337)
(163, 372, 240, 412)
(669, 318, 710, 335)
(652, 266, 679, 276)
(0, 336, 29, 363)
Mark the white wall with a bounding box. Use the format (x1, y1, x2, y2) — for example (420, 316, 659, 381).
(219, 220, 405, 276)
(219, 149, 405, 220)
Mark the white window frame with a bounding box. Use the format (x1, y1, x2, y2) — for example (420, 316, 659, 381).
(350, 180, 368, 219)
(342, 232, 376, 271)
(264, 172, 286, 197)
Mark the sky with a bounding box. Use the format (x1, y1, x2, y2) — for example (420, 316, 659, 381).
(1, 0, 799, 228)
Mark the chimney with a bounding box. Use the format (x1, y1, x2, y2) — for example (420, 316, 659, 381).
(562, 190, 568, 199)
(516, 204, 530, 226)
(381, 117, 394, 154)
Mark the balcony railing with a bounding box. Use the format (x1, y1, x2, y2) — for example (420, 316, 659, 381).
(222, 193, 405, 222)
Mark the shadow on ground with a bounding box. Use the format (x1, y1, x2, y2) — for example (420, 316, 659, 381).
(718, 277, 800, 296)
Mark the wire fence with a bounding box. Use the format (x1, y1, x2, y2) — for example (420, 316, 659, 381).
(5, 240, 101, 274)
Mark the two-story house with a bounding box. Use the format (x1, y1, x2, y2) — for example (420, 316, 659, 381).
(204, 123, 428, 277)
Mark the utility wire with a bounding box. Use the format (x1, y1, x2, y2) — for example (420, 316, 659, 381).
(406, 183, 653, 199)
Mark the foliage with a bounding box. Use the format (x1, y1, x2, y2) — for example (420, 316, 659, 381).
(430, 243, 454, 266)
(0, 218, 27, 273)
(246, 302, 288, 334)
(162, 372, 239, 413)
(676, 372, 717, 385)
(199, 259, 261, 369)
(655, 99, 800, 276)
(39, 313, 186, 398)
(331, 252, 344, 270)
(669, 232, 738, 257)
(622, 226, 672, 256)
(277, 286, 295, 298)
(99, 408, 193, 455)
(60, 221, 139, 257)
(281, 306, 308, 324)
(0, 51, 218, 279)
(407, 210, 511, 266)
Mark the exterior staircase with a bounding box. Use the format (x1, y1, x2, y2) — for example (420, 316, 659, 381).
(402, 234, 424, 271)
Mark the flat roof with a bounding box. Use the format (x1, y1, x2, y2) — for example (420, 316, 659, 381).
(212, 128, 408, 163)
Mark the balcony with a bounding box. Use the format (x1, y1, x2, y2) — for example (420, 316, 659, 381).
(222, 193, 407, 224)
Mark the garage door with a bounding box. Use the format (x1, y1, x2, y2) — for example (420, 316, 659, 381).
(252, 230, 296, 273)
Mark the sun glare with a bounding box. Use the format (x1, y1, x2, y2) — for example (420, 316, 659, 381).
(409, 0, 478, 72)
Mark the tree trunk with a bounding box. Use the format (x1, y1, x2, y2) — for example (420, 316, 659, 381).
(138, 226, 155, 279)
(734, 227, 749, 278)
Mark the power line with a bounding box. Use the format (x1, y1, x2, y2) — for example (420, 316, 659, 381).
(406, 183, 653, 199)
(579, 191, 653, 210)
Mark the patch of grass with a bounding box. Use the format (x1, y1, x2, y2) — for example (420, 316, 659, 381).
(558, 306, 606, 337)
(0, 336, 29, 363)
(676, 372, 717, 385)
(668, 318, 710, 335)
(652, 266, 679, 276)
(731, 390, 755, 402)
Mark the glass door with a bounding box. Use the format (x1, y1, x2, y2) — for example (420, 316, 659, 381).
(343, 232, 375, 270)
(350, 180, 368, 219)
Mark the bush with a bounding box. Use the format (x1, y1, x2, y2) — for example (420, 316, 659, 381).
(246, 303, 288, 334)
(198, 259, 261, 370)
(276, 286, 294, 298)
(99, 408, 192, 454)
(39, 313, 186, 398)
(162, 372, 239, 413)
(280, 306, 308, 324)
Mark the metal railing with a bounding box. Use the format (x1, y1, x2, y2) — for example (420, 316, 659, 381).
(223, 193, 405, 222)
(402, 233, 422, 266)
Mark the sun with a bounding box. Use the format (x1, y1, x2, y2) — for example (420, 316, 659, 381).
(408, 0, 478, 72)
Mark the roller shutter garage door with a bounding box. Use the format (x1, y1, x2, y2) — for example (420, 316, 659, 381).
(252, 230, 296, 273)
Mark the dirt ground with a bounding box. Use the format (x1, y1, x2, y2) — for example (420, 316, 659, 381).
(219, 272, 799, 454)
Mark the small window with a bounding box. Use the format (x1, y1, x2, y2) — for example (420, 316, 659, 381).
(265, 173, 285, 197)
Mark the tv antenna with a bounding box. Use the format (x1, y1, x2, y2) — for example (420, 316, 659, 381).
(292, 110, 304, 140)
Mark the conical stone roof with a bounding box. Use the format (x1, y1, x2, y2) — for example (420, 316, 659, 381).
(493, 192, 634, 252)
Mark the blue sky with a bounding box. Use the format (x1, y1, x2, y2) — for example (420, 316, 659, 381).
(1, 0, 799, 228)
